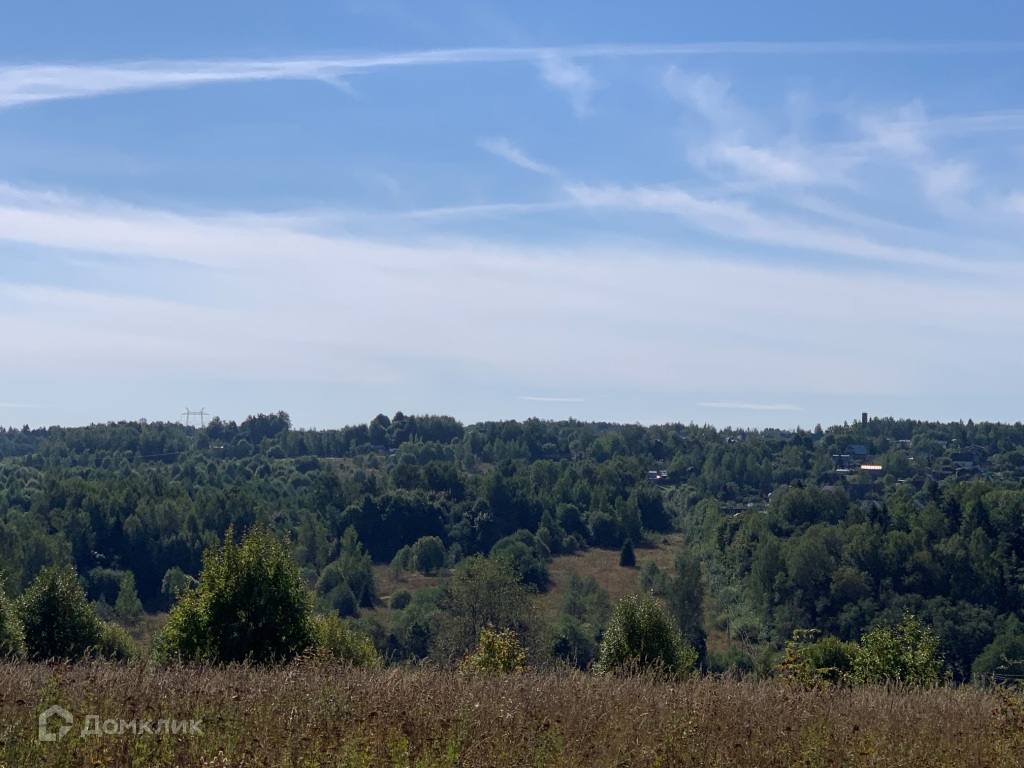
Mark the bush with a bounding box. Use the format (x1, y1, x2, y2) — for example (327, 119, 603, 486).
(390, 590, 412, 611)
(780, 629, 858, 687)
(157, 527, 315, 664)
(459, 626, 526, 675)
(19, 565, 104, 661)
(596, 593, 697, 677)
(313, 615, 382, 667)
(853, 613, 945, 686)
(97, 622, 138, 661)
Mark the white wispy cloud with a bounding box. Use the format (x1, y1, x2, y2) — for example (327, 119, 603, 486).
(478, 137, 558, 176)
(1, 181, 1021, 405)
(703, 142, 821, 186)
(536, 53, 594, 115)
(664, 67, 739, 127)
(519, 396, 585, 403)
(698, 402, 802, 411)
(1, 41, 1019, 110)
(563, 182, 1004, 273)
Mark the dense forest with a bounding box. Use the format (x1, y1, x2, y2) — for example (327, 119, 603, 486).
(3, 411, 1024, 681)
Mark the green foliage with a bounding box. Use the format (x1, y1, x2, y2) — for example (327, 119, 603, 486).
(853, 613, 945, 686)
(432, 555, 539, 664)
(595, 593, 697, 677)
(157, 527, 315, 664)
(390, 545, 412, 578)
(619, 538, 636, 568)
(561, 571, 611, 627)
(96, 621, 138, 661)
(666, 547, 707, 665)
(551, 616, 599, 669)
(411, 536, 446, 575)
(114, 571, 143, 623)
(638, 561, 670, 596)
(160, 566, 196, 609)
(780, 629, 858, 687)
(459, 626, 527, 674)
(491, 530, 550, 591)
(7, 413, 1024, 680)
(18, 565, 104, 661)
(316, 527, 376, 617)
(0, 580, 25, 659)
(972, 615, 1024, 683)
(313, 614, 382, 667)
(390, 589, 412, 610)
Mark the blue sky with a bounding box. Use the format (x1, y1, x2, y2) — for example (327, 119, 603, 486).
(1, 1, 1022, 430)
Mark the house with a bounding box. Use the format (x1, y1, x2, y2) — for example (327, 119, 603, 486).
(860, 464, 883, 478)
(832, 454, 854, 470)
(846, 444, 869, 457)
(950, 452, 976, 470)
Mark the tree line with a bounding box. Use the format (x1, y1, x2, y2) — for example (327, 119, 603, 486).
(2, 412, 1024, 681)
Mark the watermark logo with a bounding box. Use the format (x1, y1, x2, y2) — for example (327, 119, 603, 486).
(38, 705, 73, 742)
(36, 705, 201, 741)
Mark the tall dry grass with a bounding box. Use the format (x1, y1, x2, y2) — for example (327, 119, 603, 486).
(1, 660, 1022, 767)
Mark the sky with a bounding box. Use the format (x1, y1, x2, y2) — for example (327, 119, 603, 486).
(0, 1, 1022, 431)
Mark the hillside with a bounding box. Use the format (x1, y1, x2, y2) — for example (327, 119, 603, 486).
(3, 412, 1024, 679)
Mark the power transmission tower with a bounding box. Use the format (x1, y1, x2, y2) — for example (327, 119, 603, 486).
(181, 407, 209, 428)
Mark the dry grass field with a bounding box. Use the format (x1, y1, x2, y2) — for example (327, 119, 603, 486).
(541, 536, 685, 614)
(2, 661, 1023, 767)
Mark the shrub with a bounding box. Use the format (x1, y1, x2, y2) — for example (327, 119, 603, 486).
(853, 613, 945, 686)
(97, 622, 138, 661)
(390, 590, 412, 611)
(459, 626, 526, 675)
(780, 629, 858, 687)
(157, 526, 315, 664)
(595, 593, 697, 677)
(312, 615, 382, 667)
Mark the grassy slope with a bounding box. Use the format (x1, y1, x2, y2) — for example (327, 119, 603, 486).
(4, 661, 1022, 767)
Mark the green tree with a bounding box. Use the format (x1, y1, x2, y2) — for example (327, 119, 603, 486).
(411, 536, 446, 575)
(666, 547, 707, 666)
(595, 593, 697, 677)
(853, 613, 945, 686)
(619, 538, 636, 568)
(316, 527, 376, 616)
(18, 565, 103, 661)
(160, 567, 197, 610)
(432, 555, 539, 664)
(157, 527, 315, 664)
(0, 580, 25, 659)
(972, 616, 1024, 683)
(114, 572, 143, 623)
